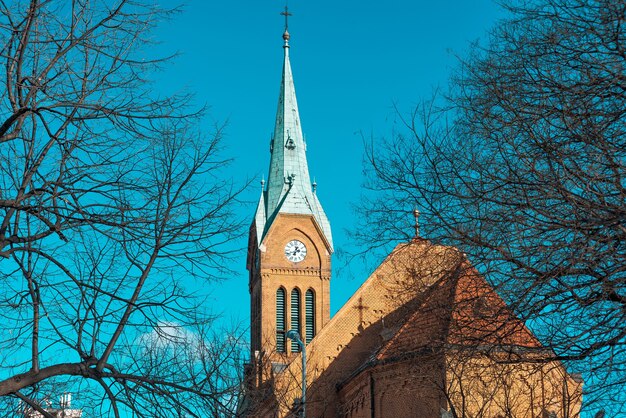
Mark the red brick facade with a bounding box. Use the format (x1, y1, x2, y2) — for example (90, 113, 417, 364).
(242, 239, 582, 418)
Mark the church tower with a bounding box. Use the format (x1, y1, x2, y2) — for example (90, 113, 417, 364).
(246, 13, 333, 378)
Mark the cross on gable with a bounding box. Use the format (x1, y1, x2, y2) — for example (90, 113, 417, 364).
(353, 296, 370, 330)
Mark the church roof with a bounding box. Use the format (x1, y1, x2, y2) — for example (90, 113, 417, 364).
(272, 238, 552, 415)
(375, 260, 543, 363)
(253, 30, 333, 251)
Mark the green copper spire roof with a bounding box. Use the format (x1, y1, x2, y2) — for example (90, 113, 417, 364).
(253, 28, 333, 252)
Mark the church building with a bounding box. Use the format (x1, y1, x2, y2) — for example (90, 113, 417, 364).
(240, 15, 582, 418)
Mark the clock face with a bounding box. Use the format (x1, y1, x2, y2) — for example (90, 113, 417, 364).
(284, 240, 307, 263)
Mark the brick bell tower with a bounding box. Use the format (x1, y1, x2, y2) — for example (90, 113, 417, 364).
(246, 10, 333, 384)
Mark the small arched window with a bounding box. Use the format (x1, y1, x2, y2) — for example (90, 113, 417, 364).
(276, 288, 286, 353)
(305, 289, 315, 344)
(290, 288, 301, 352)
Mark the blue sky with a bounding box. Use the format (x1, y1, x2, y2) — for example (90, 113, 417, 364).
(151, 0, 506, 325)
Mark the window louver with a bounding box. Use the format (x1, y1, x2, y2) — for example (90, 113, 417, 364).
(291, 288, 301, 352)
(305, 289, 315, 344)
(276, 288, 286, 353)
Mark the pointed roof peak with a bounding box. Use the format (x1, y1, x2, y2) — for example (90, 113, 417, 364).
(251, 8, 333, 251)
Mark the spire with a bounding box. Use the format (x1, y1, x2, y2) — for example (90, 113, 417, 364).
(253, 14, 333, 252)
(266, 21, 311, 216)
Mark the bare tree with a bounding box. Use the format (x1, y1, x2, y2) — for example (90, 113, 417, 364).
(356, 0, 626, 415)
(0, 1, 245, 416)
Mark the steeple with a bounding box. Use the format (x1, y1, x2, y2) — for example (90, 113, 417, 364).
(246, 15, 334, 383)
(253, 20, 333, 251)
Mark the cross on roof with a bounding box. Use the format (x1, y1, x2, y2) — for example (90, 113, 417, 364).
(280, 5, 292, 31)
(353, 296, 369, 330)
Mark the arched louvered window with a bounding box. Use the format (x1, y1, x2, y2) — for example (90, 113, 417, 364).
(290, 288, 301, 352)
(305, 289, 315, 344)
(276, 288, 286, 353)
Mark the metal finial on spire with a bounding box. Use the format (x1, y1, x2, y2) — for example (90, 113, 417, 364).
(280, 5, 292, 44)
(413, 208, 420, 238)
